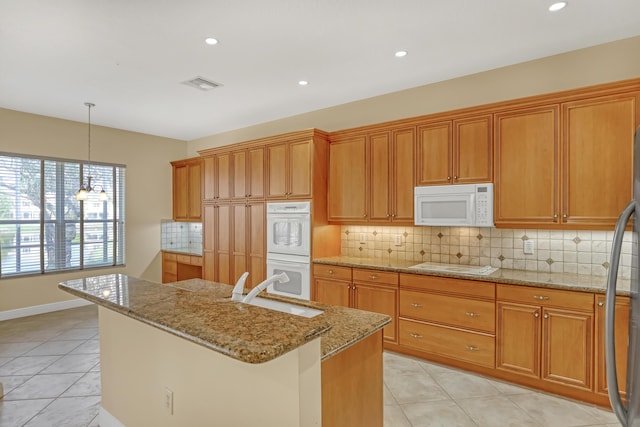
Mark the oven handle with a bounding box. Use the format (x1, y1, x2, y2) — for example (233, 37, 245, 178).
(267, 259, 310, 269)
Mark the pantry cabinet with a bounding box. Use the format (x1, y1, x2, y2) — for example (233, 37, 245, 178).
(266, 140, 312, 199)
(231, 147, 265, 201)
(202, 203, 215, 281)
(171, 158, 202, 221)
(416, 114, 492, 186)
(313, 265, 398, 344)
(496, 284, 594, 390)
(595, 295, 629, 399)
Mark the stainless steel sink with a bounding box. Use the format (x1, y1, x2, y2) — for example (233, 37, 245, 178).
(244, 297, 324, 318)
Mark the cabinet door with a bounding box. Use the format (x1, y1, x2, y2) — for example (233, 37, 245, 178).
(369, 132, 391, 222)
(353, 283, 398, 343)
(494, 106, 559, 227)
(172, 164, 189, 220)
(541, 308, 593, 390)
(231, 204, 247, 285)
(202, 156, 216, 201)
(188, 161, 202, 221)
(562, 94, 635, 228)
(595, 296, 629, 398)
(247, 202, 265, 289)
(248, 147, 265, 199)
(328, 136, 367, 221)
(216, 153, 231, 201)
(215, 204, 232, 285)
(202, 203, 216, 281)
(289, 140, 312, 198)
(454, 115, 492, 184)
(266, 143, 287, 198)
(392, 128, 415, 222)
(231, 150, 247, 200)
(315, 278, 350, 307)
(416, 122, 452, 185)
(162, 253, 177, 284)
(496, 302, 541, 378)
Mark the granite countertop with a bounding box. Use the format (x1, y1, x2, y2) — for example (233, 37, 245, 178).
(313, 256, 631, 296)
(58, 274, 390, 364)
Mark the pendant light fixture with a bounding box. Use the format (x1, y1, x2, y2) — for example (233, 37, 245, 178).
(75, 102, 108, 201)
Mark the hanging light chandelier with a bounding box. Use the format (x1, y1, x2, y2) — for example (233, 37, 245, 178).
(75, 102, 107, 201)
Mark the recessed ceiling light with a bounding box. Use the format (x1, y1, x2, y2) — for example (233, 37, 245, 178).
(549, 2, 567, 11)
(395, 50, 408, 58)
(205, 37, 219, 45)
(298, 80, 309, 86)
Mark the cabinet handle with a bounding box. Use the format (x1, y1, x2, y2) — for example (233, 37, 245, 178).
(363, 213, 367, 218)
(598, 301, 604, 307)
(563, 213, 568, 218)
(533, 295, 549, 300)
(328, 269, 334, 274)
(409, 333, 423, 339)
(411, 303, 423, 308)
(543, 313, 549, 319)
(391, 214, 396, 218)
(369, 275, 378, 280)
(454, 175, 458, 181)
(534, 312, 539, 318)
(386, 214, 390, 218)
(447, 176, 451, 181)
(465, 345, 479, 351)
(553, 213, 558, 219)
(465, 312, 480, 317)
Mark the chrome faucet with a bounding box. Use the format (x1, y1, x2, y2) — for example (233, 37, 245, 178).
(241, 272, 290, 303)
(230, 272, 250, 302)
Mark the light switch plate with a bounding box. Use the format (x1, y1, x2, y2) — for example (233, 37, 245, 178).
(394, 235, 402, 246)
(524, 239, 535, 255)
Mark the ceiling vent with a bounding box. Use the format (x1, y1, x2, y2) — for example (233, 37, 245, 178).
(182, 76, 222, 91)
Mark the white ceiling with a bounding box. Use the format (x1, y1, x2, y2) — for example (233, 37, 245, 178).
(1, 0, 640, 141)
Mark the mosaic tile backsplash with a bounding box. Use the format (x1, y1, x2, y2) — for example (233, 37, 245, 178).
(161, 220, 203, 255)
(340, 225, 633, 279)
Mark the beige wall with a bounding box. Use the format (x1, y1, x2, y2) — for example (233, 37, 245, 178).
(0, 108, 187, 311)
(187, 35, 640, 154)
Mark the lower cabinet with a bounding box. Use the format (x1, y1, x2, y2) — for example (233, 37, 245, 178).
(313, 265, 398, 344)
(398, 274, 496, 368)
(595, 294, 629, 399)
(496, 284, 594, 391)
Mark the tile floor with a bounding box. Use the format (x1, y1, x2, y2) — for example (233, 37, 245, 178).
(0, 306, 622, 427)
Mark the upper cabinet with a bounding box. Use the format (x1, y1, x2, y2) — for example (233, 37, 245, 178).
(495, 92, 637, 229)
(202, 153, 231, 202)
(416, 114, 492, 186)
(232, 146, 265, 200)
(266, 140, 312, 199)
(171, 157, 202, 222)
(328, 135, 367, 221)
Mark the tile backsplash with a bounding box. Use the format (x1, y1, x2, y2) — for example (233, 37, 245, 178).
(161, 220, 203, 255)
(340, 225, 633, 279)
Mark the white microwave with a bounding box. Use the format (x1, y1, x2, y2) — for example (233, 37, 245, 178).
(414, 183, 494, 227)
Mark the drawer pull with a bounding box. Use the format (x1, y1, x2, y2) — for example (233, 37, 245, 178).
(369, 275, 378, 280)
(465, 345, 479, 351)
(465, 312, 480, 317)
(328, 269, 334, 274)
(411, 303, 423, 308)
(534, 312, 540, 318)
(598, 301, 604, 307)
(409, 333, 423, 339)
(533, 295, 549, 301)
(543, 313, 549, 319)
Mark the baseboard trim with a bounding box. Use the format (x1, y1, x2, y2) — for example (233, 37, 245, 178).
(0, 299, 93, 321)
(99, 406, 126, 427)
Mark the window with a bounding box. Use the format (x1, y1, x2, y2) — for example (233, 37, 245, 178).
(0, 153, 126, 277)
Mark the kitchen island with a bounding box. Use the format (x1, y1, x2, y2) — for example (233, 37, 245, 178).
(59, 274, 390, 427)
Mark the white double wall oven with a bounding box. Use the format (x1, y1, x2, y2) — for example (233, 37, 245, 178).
(265, 201, 311, 300)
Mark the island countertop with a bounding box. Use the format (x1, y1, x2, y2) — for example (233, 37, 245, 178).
(58, 274, 390, 364)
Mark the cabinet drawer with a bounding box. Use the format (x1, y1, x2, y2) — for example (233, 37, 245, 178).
(313, 264, 352, 281)
(400, 273, 495, 300)
(163, 252, 177, 262)
(353, 268, 398, 286)
(190, 256, 203, 266)
(399, 319, 495, 368)
(497, 284, 593, 311)
(400, 290, 495, 333)
(176, 254, 191, 264)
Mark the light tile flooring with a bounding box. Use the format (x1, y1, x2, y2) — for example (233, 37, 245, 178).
(0, 306, 622, 427)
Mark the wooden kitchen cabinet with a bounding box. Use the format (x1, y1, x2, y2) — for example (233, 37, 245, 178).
(231, 147, 264, 200)
(214, 204, 232, 285)
(171, 158, 202, 221)
(266, 140, 311, 199)
(202, 203, 215, 281)
(313, 265, 398, 344)
(398, 274, 496, 368)
(328, 135, 367, 221)
(202, 153, 231, 202)
(369, 128, 414, 223)
(161, 251, 202, 284)
(496, 284, 594, 390)
(494, 105, 559, 227)
(416, 114, 492, 186)
(562, 93, 636, 228)
(595, 295, 629, 399)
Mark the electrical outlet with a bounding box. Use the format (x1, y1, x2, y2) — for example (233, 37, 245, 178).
(359, 233, 366, 244)
(165, 387, 174, 415)
(394, 234, 402, 246)
(523, 239, 535, 255)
